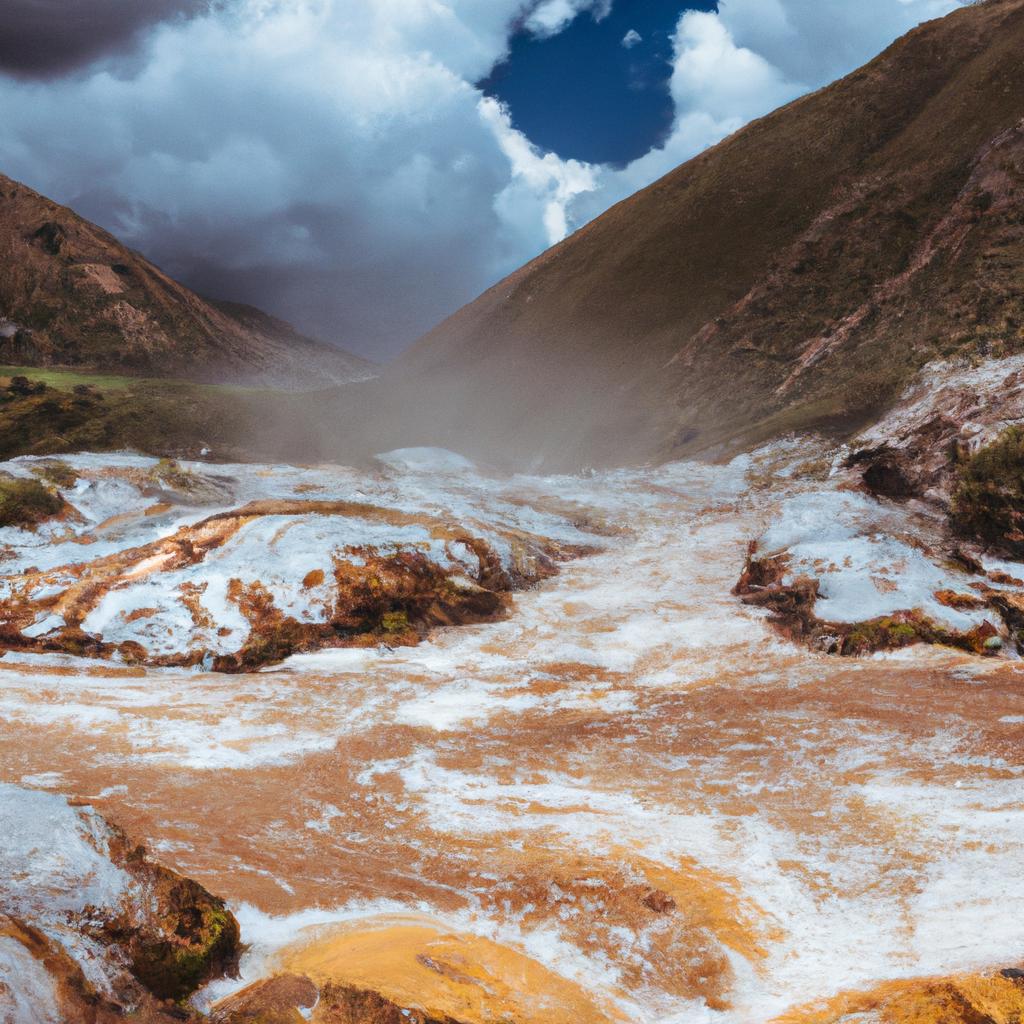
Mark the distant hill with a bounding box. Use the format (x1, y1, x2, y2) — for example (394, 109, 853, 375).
(374, 0, 1024, 469)
(0, 173, 373, 389)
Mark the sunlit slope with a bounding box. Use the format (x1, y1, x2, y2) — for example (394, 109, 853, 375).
(383, 0, 1024, 469)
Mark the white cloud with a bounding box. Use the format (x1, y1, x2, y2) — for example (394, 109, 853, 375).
(621, 28, 642, 49)
(669, 11, 802, 124)
(0, 0, 966, 359)
(716, 0, 962, 87)
(568, 0, 962, 227)
(480, 97, 598, 246)
(0, 0, 552, 356)
(523, 0, 612, 39)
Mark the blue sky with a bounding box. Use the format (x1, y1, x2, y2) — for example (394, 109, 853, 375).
(0, 0, 962, 358)
(482, 0, 715, 166)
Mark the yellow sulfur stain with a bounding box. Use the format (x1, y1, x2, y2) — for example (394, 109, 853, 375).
(280, 915, 626, 1024)
(772, 972, 1024, 1024)
(635, 852, 782, 966)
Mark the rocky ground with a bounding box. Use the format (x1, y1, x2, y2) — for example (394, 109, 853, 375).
(0, 448, 599, 671)
(1, 404, 1024, 1022)
(0, 784, 239, 1023)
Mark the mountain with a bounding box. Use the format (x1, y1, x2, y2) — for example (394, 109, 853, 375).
(376, 0, 1024, 469)
(0, 173, 372, 389)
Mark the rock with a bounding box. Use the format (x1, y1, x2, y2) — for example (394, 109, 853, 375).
(792, 970, 1024, 1023)
(0, 473, 598, 671)
(933, 589, 988, 611)
(213, 976, 463, 1024)
(102, 852, 241, 1002)
(845, 444, 919, 500)
(735, 548, 1008, 658)
(732, 541, 790, 593)
(0, 784, 239, 1014)
(0, 474, 65, 529)
(640, 888, 677, 914)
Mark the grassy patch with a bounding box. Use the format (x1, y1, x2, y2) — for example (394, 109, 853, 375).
(0, 364, 138, 391)
(951, 426, 1024, 557)
(0, 475, 65, 528)
(0, 369, 373, 467)
(0, 374, 283, 463)
(0, 364, 288, 397)
(30, 459, 79, 488)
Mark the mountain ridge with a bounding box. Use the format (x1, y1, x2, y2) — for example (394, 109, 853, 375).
(0, 172, 372, 390)
(375, 0, 1024, 469)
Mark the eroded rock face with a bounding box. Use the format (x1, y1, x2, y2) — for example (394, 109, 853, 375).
(733, 486, 1024, 657)
(775, 968, 1024, 1024)
(0, 784, 239, 1019)
(0, 453, 602, 671)
(847, 355, 1024, 544)
(213, 975, 462, 1024)
(212, 916, 623, 1024)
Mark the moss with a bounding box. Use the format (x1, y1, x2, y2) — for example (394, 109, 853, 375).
(220, 617, 308, 672)
(951, 426, 1024, 557)
(152, 458, 202, 493)
(129, 893, 240, 1002)
(379, 609, 410, 634)
(839, 616, 923, 656)
(30, 459, 78, 488)
(0, 474, 64, 528)
(737, 556, 1007, 658)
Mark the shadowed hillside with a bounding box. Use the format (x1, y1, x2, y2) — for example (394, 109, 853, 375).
(0, 174, 372, 389)
(368, 0, 1024, 469)
(2, 0, 1022, 470)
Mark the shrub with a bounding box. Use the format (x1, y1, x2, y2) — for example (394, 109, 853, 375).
(0, 475, 65, 528)
(951, 426, 1024, 557)
(31, 459, 78, 488)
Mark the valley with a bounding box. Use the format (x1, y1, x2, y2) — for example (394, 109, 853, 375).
(1, 427, 1023, 1022)
(1, 1, 1023, 1020)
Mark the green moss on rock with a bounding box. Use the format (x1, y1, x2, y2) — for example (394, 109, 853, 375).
(30, 459, 79, 488)
(379, 609, 410, 634)
(0, 474, 64, 528)
(126, 875, 240, 1002)
(839, 615, 931, 656)
(951, 426, 1024, 557)
(152, 457, 202, 493)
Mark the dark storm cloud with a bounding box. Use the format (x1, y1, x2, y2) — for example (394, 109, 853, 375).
(70, 191, 511, 358)
(0, 0, 207, 78)
(0, 0, 965, 360)
(0, 2, 577, 359)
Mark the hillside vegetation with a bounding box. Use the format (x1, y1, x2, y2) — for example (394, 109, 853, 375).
(0, 369, 307, 463)
(367, 0, 1024, 470)
(0, 174, 372, 388)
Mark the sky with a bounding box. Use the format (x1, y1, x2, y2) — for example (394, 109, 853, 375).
(0, 0, 961, 360)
